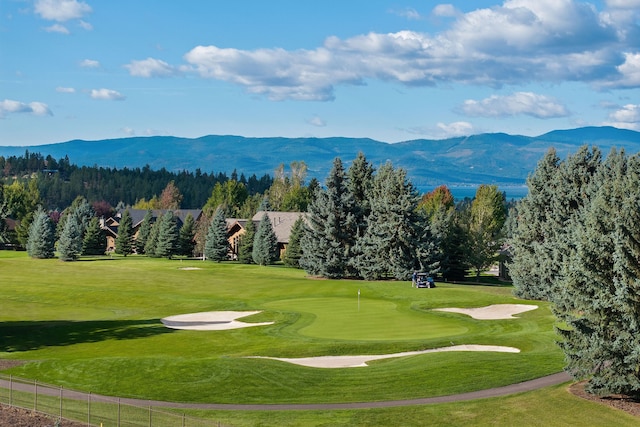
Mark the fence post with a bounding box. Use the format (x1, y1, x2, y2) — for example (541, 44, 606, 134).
(34, 379, 37, 411)
(9, 375, 12, 405)
(117, 397, 121, 427)
(60, 386, 63, 420)
(182, 413, 185, 427)
(148, 405, 152, 427)
(87, 392, 91, 427)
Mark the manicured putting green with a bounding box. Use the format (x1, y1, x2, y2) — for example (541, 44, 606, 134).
(264, 297, 468, 341)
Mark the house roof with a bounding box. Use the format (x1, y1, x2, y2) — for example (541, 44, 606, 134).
(104, 209, 204, 237)
(252, 211, 305, 244)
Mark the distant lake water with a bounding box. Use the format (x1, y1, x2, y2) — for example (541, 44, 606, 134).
(419, 185, 529, 201)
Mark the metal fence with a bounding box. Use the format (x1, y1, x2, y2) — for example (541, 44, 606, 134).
(0, 374, 225, 427)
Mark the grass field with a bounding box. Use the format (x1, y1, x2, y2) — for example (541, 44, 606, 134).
(0, 251, 635, 425)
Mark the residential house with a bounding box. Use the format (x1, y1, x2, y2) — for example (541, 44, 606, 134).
(102, 209, 203, 252)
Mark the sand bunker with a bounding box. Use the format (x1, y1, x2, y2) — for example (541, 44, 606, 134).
(161, 311, 274, 330)
(178, 267, 202, 270)
(250, 345, 520, 368)
(434, 304, 538, 320)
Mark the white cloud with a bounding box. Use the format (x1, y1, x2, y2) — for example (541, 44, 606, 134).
(158, 0, 638, 101)
(432, 4, 460, 18)
(307, 115, 326, 127)
(79, 59, 100, 68)
(0, 99, 53, 118)
(44, 23, 69, 34)
(391, 7, 423, 20)
(90, 89, 125, 101)
(460, 92, 569, 118)
(56, 86, 75, 93)
(34, 0, 91, 22)
(125, 58, 180, 77)
(605, 0, 640, 8)
(605, 104, 640, 130)
(436, 121, 474, 137)
(78, 20, 93, 31)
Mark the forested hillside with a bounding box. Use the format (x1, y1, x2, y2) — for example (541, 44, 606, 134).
(0, 151, 272, 209)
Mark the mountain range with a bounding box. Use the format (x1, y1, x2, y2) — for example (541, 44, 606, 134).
(2, 126, 639, 191)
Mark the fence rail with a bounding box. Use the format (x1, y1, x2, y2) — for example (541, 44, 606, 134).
(0, 374, 224, 427)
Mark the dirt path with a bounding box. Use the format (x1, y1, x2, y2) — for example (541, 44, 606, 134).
(0, 372, 571, 411)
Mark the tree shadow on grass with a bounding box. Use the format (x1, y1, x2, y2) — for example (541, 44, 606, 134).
(0, 319, 173, 352)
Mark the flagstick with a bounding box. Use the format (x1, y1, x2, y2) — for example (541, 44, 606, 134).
(358, 289, 360, 312)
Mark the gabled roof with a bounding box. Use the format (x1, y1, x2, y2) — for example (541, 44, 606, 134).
(252, 211, 305, 244)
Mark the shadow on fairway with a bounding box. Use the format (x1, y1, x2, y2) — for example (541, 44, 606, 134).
(0, 319, 173, 352)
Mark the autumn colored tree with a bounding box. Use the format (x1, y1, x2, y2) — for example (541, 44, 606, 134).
(159, 180, 183, 210)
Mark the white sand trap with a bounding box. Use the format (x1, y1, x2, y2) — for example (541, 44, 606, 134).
(434, 304, 538, 320)
(250, 345, 520, 368)
(178, 267, 202, 270)
(161, 311, 274, 330)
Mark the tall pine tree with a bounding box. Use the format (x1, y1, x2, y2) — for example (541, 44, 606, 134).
(282, 215, 304, 268)
(178, 213, 196, 257)
(300, 158, 357, 278)
(58, 213, 83, 261)
(155, 211, 179, 259)
(26, 208, 55, 259)
(204, 208, 229, 262)
(115, 210, 134, 256)
(252, 212, 279, 266)
(82, 216, 106, 255)
(135, 210, 153, 254)
(237, 217, 256, 264)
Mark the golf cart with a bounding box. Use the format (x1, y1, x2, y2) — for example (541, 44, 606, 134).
(416, 273, 436, 288)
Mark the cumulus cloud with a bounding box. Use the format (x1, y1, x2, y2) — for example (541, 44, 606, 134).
(44, 23, 69, 34)
(432, 4, 460, 18)
(406, 121, 475, 138)
(90, 89, 125, 101)
(605, 104, 640, 130)
(307, 115, 326, 127)
(80, 59, 100, 68)
(460, 92, 570, 118)
(436, 121, 475, 137)
(34, 0, 91, 22)
(125, 58, 180, 77)
(56, 86, 75, 93)
(0, 99, 53, 118)
(132, 0, 638, 102)
(78, 20, 93, 30)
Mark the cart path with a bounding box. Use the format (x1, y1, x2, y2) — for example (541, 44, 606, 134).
(0, 372, 571, 411)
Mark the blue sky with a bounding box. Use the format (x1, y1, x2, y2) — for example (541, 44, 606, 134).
(1, 0, 639, 146)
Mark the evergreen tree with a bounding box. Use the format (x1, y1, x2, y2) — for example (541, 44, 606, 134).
(155, 211, 179, 259)
(82, 216, 106, 255)
(204, 208, 229, 261)
(467, 184, 507, 278)
(144, 221, 160, 257)
(0, 183, 8, 244)
(58, 213, 83, 261)
(26, 208, 55, 259)
(351, 163, 431, 280)
(300, 158, 357, 278)
(115, 210, 134, 256)
(135, 210, 153, 254)
(178, 213, 196, 257)
(282, 215, 304, 268)
(556, 149, 640, 397)
(252, 212, 279, 266)
(510, 146, 601, 300)
(237, 217, 256, 264)
(347, 152, 374, 239)
(437, 207, 470, 281)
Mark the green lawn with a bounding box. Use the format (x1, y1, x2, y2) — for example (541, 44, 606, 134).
(0, 251, 633, 425)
